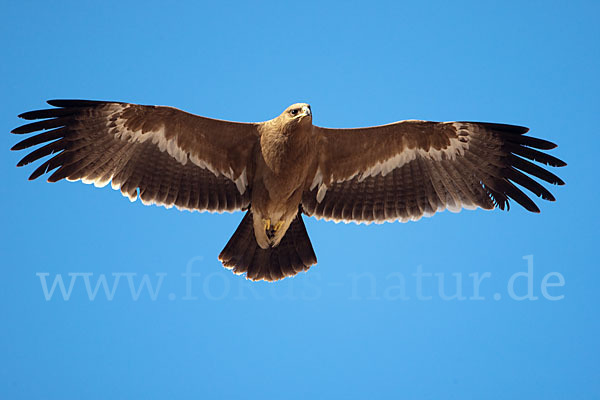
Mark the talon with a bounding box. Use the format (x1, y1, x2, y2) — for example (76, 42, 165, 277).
(273, 221, 284, 232)
(263, 218, 271, 231)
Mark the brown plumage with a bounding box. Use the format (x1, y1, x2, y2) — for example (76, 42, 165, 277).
(11, 100, 566, 281)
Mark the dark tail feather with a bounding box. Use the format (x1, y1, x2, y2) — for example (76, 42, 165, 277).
(219, 211, 317, 281)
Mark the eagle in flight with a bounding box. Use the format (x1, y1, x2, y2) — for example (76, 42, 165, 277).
(11, 100, 566, 281)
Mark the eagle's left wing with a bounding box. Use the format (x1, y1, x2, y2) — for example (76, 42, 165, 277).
(302, 121, 565, 223)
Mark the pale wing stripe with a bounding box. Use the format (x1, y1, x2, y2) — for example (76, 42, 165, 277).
(108, 104, 248, 195)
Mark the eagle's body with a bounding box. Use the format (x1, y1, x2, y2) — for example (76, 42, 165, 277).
(252, 103, 316, 248)
(11, 100, 566, 281)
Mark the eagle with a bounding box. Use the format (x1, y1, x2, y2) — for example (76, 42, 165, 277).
(11, 100, 566, 281)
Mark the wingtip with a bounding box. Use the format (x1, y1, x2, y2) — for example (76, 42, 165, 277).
(522, 202, 540, 213)
(528, 202, 541, 214)
(46, 99, 112, 108)
(47, 99, 72, 107)
(536, 140, 558, 150)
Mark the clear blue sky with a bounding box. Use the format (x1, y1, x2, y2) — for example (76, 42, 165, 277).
(1, 1, 598, 398)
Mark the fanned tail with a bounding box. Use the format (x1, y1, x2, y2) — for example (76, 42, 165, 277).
(218, 210, 317, 281)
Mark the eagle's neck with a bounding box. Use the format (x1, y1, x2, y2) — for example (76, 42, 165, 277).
(259, 121, 312, 174)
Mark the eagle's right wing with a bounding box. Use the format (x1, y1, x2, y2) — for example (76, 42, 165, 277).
(12, 100, 260, 212)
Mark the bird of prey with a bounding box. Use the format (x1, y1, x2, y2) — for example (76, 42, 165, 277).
(11, 100, 566, 281)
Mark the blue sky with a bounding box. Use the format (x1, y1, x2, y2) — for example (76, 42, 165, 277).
(1, 1, 598, 398)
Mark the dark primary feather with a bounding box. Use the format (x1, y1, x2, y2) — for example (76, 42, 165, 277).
(47, 99, 118, 108)
(509, 155, 564, 185)
(470, 122, 529, 134)
(505, 167, 555, 201)
(11, 128, 66, 151)
(505, 142, 566, 167)
(12, 117, 71, 134)
(17, 107, 79, 121)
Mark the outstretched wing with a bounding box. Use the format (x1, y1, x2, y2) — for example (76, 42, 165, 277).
(11, 100, 259, 212)
(302, 121, 566, 223)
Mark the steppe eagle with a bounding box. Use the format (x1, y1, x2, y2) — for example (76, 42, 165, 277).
(11, 100, 566, 281)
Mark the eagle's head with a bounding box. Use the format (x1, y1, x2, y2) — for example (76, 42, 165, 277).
(266, 103, 312, 136)
(281, 103, 312, 126)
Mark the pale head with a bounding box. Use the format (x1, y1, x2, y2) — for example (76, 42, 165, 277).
(262, 103, 313, 136)
(280, 103, 312, 124)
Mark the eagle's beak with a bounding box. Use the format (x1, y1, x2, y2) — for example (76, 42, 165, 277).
(301, 105, 311, 117)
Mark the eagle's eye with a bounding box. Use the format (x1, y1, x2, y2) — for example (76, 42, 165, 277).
(290, 109, 298, 116)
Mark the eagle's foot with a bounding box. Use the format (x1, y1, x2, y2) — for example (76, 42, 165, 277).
(263, 219, 284, 240)
(262, 218, 273, 239)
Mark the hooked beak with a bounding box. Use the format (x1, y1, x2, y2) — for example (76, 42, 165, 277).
(300, 105, 311, 118)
